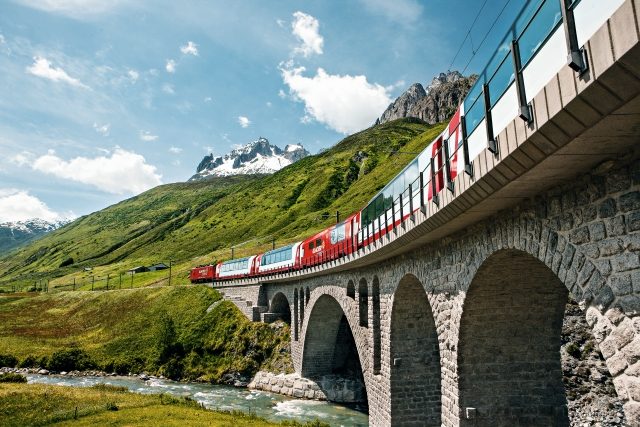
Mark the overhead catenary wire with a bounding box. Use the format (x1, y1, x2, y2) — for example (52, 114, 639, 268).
(461, 0, 513, 75)
(447, 0, 490, 71)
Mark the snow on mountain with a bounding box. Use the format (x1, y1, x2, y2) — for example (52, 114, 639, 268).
(0, 218, 70, 252)
(189, 137, 310, 181)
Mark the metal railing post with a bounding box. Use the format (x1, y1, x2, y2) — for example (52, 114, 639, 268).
(510, 39, 532, 123)
(560, 0, 588, 73)
(430, 159, 439, 206)
(461, 116, 473, 176)
(443, 138, 455, 192)
(483, 83, 498, 154)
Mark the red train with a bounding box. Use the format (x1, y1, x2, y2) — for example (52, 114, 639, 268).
(190, 107, 466, 283)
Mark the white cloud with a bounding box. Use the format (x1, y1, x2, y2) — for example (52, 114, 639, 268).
(291, 11, 323, 57)
(165, 59, 176, 73)
(31, 148, 162, 195)
(162, 83, 175, 94)
(13, 0, 124, 19)
(180, 41, 199, 56)
(9, 151, 33, 167)
(0, 189, 71, 222)
(93, 122, 110, 136)
(357, 0, 423, 24)
(280, 64, 392, 134)
(276, 19, 286, 28)
(0, 35, 5, 44)
(237, 116, 251, 128)
(169, 146, 182, 154)
(127, 69, 139, 83)
(139, 130, 158, 142)
(204, 96, 212, 103)
(26, 56, 89, 89)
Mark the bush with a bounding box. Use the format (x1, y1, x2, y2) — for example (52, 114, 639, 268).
(0, 373, 27, 383)
(47, 348, 94, 372)
(0, 354, 18, 368)
(59, 257, 74, 267)
(105, 402, 118, 411)
(566, 342, 581, 359)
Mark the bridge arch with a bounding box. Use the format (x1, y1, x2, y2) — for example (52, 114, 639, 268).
(458, 248, 569, 426)
(269, 292, 291, 325)
(389, 273, 441, 426)
(301, 291, 368, 405)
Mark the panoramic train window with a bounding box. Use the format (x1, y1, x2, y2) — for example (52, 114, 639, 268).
(262, 245, 293, 265)
(330, 223, 346, 244)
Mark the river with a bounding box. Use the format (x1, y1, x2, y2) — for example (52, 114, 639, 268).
(26, 374, 369, 426)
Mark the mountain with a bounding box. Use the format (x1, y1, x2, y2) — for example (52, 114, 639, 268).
(379, 71, 477, 125)
(189, 137, 310, 181)
(0, 219, 69, 253)
(0, 119, 444, 291)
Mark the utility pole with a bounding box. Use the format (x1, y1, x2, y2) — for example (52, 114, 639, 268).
(168, 260, 172, 287)
(119, 273, 122, 289)
(231, 247, 235, 259)
(130, 271, 133, 288)
(272, 237, 275, 250)
(106, 274, 110, 291)
(91, 275, 94, 291)
(336, 211, 340, 224)
(73, 277, 76, 291)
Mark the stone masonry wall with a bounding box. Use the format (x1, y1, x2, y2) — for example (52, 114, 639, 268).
(259, 157, 640, 426)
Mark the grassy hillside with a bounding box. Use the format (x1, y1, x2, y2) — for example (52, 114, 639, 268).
(0, 119, 445, 290)
(0, 287, 292, 381)
(0, 383, 324, 426)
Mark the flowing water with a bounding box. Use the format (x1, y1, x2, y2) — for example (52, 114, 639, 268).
(26, 374, 369, 426)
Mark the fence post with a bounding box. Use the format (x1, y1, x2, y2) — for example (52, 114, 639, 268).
(73, 278, 76, 291)
(91, 276, 94, 291)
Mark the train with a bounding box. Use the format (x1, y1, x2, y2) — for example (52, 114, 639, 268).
(189, 106, 466, 284)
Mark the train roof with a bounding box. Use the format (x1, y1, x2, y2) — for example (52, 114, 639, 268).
(220, 255, 253, 265)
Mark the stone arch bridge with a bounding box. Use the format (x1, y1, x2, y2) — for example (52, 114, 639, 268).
(218, 2, 640, 425)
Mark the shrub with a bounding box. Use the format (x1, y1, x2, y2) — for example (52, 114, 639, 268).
(47, 348, 94, 372)
(0, 354, 18, 368)
(59, 257, 74, 267)
(18, 355, 38, 368)
(105, 402, 118, 411)
(0, 373, 27, 383)
(566, 342, 581, 359)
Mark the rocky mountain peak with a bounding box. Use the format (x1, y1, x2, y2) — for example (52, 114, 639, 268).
(190, 137, 310, 181)
(0, 218, 70, 253)
(378, 70, 476, 126)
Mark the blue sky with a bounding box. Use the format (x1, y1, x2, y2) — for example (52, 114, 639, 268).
(0, 0, 527, 222)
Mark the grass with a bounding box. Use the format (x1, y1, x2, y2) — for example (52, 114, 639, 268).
(0, 119, 445, 291)
(0, 382, 328, 427)
(0, 287, 293, 382)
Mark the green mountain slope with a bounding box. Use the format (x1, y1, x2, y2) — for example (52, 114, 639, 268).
(0, 119, 445, 290)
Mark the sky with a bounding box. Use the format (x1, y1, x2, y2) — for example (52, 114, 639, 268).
(0, 0, 530, 223)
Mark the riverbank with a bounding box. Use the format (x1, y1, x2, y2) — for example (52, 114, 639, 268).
(0, 381, 326, 427)
(9, 372, 369, 425)
(0, 288, 293, 383)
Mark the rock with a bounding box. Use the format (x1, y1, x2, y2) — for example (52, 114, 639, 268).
(60, 371, 67, 376)
(139, 374, 149, 381)
(37, 369, 49, 375)
(378, 71, 476, 125)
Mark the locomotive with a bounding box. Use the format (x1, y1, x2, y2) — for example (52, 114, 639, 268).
(189, 106, 465, 284)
